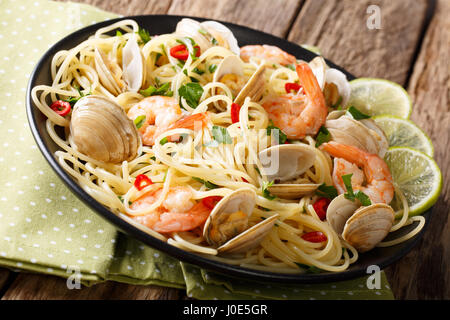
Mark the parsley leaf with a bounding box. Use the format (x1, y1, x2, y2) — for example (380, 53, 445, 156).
(178, 83, 204, 109)
(262, 180, 276, 200)
(192, 67, 205, 75)
(208, 64, 217, 73)
(342, 174, 372, 206)
(332, 96, 343, 109)
(316, 183, 338, 199)
(212, 125, 232, 144)
(140, 82, 173, 97)
(266, 121, 287, 144)
(346, 106, 371, 120)
(63, 86, 91, 106)
(315, 126, 331, 147)
(211, 37, 218, 45)
(136, 28, 151, 44)
(286, 64, 296, 71)
(192, 177, 219, 189)
(160, 137, 168, 145)
(116, 30, 123, 36)
(133, 115, 146, 129)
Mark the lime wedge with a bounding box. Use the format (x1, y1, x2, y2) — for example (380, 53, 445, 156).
(347, 78, 412, 119)
(373, 115, 434, 157)
(385, 147, 442, 216)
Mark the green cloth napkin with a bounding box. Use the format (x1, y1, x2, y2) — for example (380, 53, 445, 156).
(0, 0, 394, 300)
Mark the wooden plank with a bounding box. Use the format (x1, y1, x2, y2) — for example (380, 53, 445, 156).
(168, 0, 303, 37)
(0, 269, 12, 293)
(1, 273, 180, 300)
(54, 0, 171, 15)
(384, 0, 450, 300)
(288, 0, 428, 85)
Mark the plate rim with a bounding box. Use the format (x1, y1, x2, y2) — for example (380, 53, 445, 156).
(25, 14, 432, 284)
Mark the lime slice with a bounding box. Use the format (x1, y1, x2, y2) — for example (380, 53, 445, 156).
(385, 147, 442, 216)
(373, 115, 434, 157)
(347, 78, 412, 118)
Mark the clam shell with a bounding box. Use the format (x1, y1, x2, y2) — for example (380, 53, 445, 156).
(122, 35, 145, 93)
(326, 194, 361, 234)
(94, 47, 125, 96)
(203, 188, 256, 247)
(218, 214, 279, 254)
(268, 184, 319, 200)
(258, 144, 316, 182)
(342, 203, 395, 252)
(234, 64, 266, 106)
(360, 118, 389, 158)
(309, 56, 327, 89)
(70, 95, 140, 163)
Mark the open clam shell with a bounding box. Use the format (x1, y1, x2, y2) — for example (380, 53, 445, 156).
(70, 95, 141, 163)
(122, 35, 146, 93)
(259, 144, 317, 199)
(213, 56, 266, 110)
(326, 194, 361, 234)
(259, 144, 316, 182)
(342, 203, 395, 252)
(326, 116, 387, 157)
(218, 214, 279, 254)
(203, 188, 256, 248)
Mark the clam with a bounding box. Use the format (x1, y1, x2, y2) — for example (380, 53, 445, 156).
(94, 35, 145, 96)
(70, 95, 141, 163)
(259, 144, 319, 199)
(176, 18, 240, 55)
(213, 55, 266, 110)
(122, 35, 146, 93)
(326, 196, 395, 252)
(308, 56, 351, 107)
(203, 189, 278, 254)
(325, 115, 388, 157)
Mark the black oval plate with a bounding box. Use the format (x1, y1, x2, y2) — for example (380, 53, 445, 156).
(26, 15, 431, 284)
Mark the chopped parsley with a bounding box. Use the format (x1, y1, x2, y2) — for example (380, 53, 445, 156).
(315, 183, 338, 199)
(192, 177, 219, 189)
(178, 82, 204, 109)
(63, 86, 91, 106)
(262, 180, 276, 200)
(208, 64, 217, 73)
(140, 82, 173, 97)
(315, 126, 331, 147)
(133, 115, 146, 129)
(266, 121, 287, 144)
(212, 125, 232, 144)
(136, 28, 151, 44)
(286, 64, 296, 71)
(341, 174, 372, 206)
(346, 106, 371, 120)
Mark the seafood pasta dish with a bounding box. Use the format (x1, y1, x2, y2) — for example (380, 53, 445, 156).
(32, 18, 436, 274)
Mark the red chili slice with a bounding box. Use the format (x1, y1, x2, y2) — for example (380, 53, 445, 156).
(301, 231, 327, 243)
(230, 103, 241, 123)
(242, 177, 249, 183)
(285, 82, 302, 93)
(170, 44, 201, 61)
(312, 197, 331, 221)
(134, 174, 153, 191)
(201, 196, 222, 209)
(50, 100, 71, 116)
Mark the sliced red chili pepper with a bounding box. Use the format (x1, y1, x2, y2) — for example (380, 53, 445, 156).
(301, 231, 327, 243)
(134, 174, 153, 191)
(312, 197, 331, 221)
(50, 100, 71, 116)
(242, 177, 249, 183)
(170, 44, 201, 61)
(201, 196, 222, 209)
(230, 103, 241, 123)
(285, 82, 302, 93)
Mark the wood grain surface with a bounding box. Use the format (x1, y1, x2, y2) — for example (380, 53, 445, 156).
(3, 0, 448, 300)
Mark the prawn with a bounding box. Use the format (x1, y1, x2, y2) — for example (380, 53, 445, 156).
(127, 96, 208, 146)
(320, 141, 394, 204)
(262, 62, 327, 139)
(240, 45, 296, 66)
(132, 186, 211, 233)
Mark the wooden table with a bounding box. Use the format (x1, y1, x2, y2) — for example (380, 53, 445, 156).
(1, 0, 448, 300)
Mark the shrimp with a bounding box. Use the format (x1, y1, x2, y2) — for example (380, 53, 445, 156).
(127, 96, 208, 146)
(262, 62, 328, 139)
(240, 45, 296, 66)
(132, 186, 211, 233)
(320, 141, 394, 204)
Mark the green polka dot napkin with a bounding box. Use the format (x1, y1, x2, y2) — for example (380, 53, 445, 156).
(0, 0, 394, 299)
